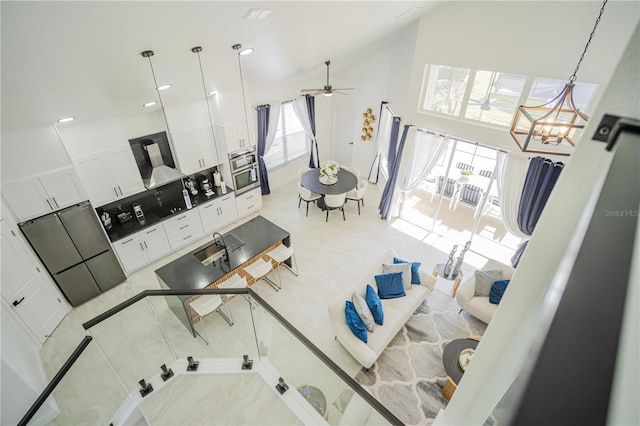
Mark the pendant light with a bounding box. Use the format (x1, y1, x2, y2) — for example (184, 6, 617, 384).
(232, 43, 253, 146)
(191, 46, 221, 163)
(510, 0, 608, 156)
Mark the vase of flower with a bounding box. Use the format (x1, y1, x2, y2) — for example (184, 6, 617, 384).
(319, 161, 340, 185)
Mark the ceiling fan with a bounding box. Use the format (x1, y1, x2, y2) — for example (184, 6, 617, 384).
(301, 60, 354, 97)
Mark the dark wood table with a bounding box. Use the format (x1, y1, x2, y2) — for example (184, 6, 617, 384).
(442, 337, 479, 400)
(301, 168, 358, 195)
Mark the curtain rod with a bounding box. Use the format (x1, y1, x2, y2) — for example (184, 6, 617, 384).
(415, 126, 508, 153)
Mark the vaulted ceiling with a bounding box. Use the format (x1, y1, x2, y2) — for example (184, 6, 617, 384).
(1, 1, 439, 133)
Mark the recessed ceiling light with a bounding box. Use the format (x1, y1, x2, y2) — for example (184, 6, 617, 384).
(243, 9, 272, 20)
(208, 90, 219, 96)
(239, 48, 254, 56)
(57, 117, 75, 123)
(143, 101, 157, 107)
(157, 84, 171, 91)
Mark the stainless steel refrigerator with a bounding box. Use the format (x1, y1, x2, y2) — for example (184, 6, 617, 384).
(19, 201, 125, 306)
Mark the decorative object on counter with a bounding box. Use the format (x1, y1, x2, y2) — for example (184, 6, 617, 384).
(242, 354, 253, 370)
(160, 363, 174, 381)
(186, 356, 199, 371)
(319, 160, 340, 185)
(132, 203, 145, 225)
(183, 189, 192, 209)
(458, 348, 475, 371)
(221, 179, 227, 194)
(361, 108, 376, 141)
(444, 244, 458, 277)
(199, 176, 214, 197)
(452, 240, 471, 277)
(138, 379, 154, 397)
(185, 178, 198, 196)
(116, 210, 132, 225)
(213, 171, 222, 187)
(101, 212, 112, 231)
(276, 377, 289, 395)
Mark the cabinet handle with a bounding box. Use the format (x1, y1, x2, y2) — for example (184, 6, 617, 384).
(246, 195, 253, 200)
(46, 199, 54, 210)
(146, 228, 157, 234)
(183, 235, 192, 241)
(12, 297, 25, 307)
(118, 186, 123, 196)
(144, 241, 148, 249)
(204, 204, 213, 209)
(177, 215, 187, 220)
(140, 242, 145, 250)
(247, 205, 255, 209)
(114, 187, 119, 196)
(52, 197, 59, 208)
(179, 225, 188, 230)
(122, 238, 134, 244)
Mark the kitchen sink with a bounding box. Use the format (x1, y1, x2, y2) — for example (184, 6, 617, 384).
(193, 233, 245, 266)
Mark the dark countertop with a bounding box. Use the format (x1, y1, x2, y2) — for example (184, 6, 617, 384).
(154, 215, 290, 292)
(105, 185, 235, 242)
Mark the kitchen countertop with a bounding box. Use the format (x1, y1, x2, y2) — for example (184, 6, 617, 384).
(105, 185, 235, 242)
(154, 215, 290, 292)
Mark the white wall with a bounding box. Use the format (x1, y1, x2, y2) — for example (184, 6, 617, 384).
(436, 21, 640, 426)
(403, 1, 639, 154)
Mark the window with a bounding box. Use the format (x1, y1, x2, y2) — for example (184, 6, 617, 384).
(420, 64, 598, 128)
(263, 101, 309, 170)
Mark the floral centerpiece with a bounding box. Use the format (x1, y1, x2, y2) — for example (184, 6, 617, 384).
(319, 160, 340, 185)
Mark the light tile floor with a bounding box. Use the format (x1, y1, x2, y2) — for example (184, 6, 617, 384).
(38, 179, 508, 424)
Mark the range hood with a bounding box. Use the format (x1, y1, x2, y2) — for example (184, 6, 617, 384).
(143, 142, 185, 189)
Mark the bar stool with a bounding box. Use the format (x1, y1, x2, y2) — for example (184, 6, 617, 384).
(189, 295, 227, 345)
(243, 257, 280, 291)
(217, 273, 248, 325)
(266, 244, 298, 288)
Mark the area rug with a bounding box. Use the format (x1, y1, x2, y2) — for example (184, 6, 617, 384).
(355, 289, 487, 425)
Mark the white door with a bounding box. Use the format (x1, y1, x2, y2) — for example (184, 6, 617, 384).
(140, 226, 170, 263)
(74, 153, 118, 206)
(1, 177, 53, 220)
(40, 167, 86, 209)
(102, 146, 146, 198)
(0, 220, 69, 343)
(194, 126, 219, 168)
(171, 132, 199, 174)
(332, 103, 355, 167)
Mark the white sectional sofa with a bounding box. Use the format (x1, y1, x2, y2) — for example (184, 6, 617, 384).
(455, 258, 515, 324)
(328, 249, 436, 369)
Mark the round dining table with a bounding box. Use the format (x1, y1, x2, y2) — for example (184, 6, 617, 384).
(301, 168, 358, 195)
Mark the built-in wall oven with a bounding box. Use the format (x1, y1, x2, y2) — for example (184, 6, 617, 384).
(229, 147, 260, 194)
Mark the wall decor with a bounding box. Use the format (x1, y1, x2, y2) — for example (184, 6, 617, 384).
(361, 108, 376, 141)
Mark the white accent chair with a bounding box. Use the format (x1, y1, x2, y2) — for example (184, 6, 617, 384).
(346, 180, 368, 215)
(342, 166, 361, 182)
(296, 182, 321, 216)
(455, 259, 515, 324)
(324, 193, 347, 222)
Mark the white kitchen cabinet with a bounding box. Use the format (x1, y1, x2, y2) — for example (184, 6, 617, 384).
(2, 167, 86, 221)
(235, 188, 262, 218)
(198, 193, 237, 234)
(162, 209, 204, 250)
(112, 224, 170, 274)
(73, 146, 145, 207)
(171, 125, 220, 175)
(224, 120, 253, 153)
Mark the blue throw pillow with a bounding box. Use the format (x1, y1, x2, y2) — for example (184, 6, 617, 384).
(393, 257, 422, 285)
(489, 279, 510, 304)
(375, 272, 406, 299)
(345, 301, 367, 343)
(365, 284, 384, 325)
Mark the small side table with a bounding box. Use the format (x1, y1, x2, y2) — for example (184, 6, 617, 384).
(432, 264, 464, 297)
(297, 384, 328, 419)
(442, 337, 479, 400)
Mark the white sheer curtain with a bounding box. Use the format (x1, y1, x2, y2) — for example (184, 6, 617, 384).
(496, 150, 529, 239)
(292, 97, 315, 159)
(386, 129, 448, 218)
(264, 102, 281, 154)
(369, 105, 394, 182)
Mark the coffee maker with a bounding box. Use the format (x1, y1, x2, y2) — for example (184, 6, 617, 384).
(199, 176, 214, 197)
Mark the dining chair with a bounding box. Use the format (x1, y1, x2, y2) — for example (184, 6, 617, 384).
(478, 169, 493, 178)
(324, 193, 347, 222)
(342, 166, 361, 181)
(296, 182, 322, 216)
(298, 166, 312, 178)
(346, 180, 368, 215)
(455, 162, 474, 172)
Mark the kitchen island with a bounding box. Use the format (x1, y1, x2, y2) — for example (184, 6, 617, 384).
(155, 215, 290, 336)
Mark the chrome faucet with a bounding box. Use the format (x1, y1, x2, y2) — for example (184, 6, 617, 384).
(212, 232, 229, 265)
